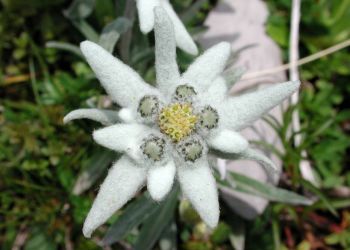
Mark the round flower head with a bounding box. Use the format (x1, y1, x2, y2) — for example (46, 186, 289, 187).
(64, 7, 300, 238)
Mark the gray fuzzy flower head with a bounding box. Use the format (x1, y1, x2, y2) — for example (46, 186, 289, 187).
(64, 7, 300, 238)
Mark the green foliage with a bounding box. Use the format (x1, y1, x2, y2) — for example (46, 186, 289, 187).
(262, 0, 350, 249)
(325, 230, 350, 248)
(210, 222, 231, 244)
(267, 0, 350, 50)
(266, 0, 350, 190)
(300, 81, 350, 188)
(0, 0, 73, 80)
(102, 193, 159, 245)
(134, 186, 179, 250)
(224, 171, 312, 205)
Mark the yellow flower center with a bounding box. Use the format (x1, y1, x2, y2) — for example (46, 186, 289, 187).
(158, 103, 198, 142)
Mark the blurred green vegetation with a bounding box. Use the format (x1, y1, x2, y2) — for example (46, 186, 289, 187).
(263, 0, 350, 249)
(0, 0, 349, 249)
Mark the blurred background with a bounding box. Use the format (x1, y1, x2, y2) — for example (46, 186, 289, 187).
(0, 0, 349, 249)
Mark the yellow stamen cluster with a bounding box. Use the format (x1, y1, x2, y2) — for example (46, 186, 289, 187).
(158, 103, 198, 142)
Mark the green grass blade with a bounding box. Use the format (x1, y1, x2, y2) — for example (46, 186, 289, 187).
(272, 218, 280, 250)
(228, 215, 245, 250)
(72, 149, 117, 195)
(98, 17, 132, 53)
(102, 193, 158, 246)
(72, 19, 99, 42)
(134, 185, 179, 250)
(223, 172, 313, 205)
(63, 0, 95, 20)
(159, 222, 177, 250)
(180, 0, 209, 23)
(301, 179, 338, 216)
(46, 41, 83, 57)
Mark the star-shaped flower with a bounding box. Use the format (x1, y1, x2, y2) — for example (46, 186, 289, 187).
(64, 7, 300, 238)
(135, 0, 198, 55)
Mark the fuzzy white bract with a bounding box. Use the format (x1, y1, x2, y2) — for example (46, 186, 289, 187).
(135, 0, 198, 55)
(64, 7, 300, 238)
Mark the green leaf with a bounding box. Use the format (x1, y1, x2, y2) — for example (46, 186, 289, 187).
(324, 233, 341, 245)
(297, 240, 312, 250)
(222, 67, 246, 88)
(72, 19, 99, 42)
(301, 179, 338, 216)
(57, 166, 75, 191)
(63, 0, 99, 41)
(227, 215, 245, 250)
(70, 195, 93, 224)
(134, 186, 179, 250)
(72, 149, 117, 195)
(63, 0, 95, 20)
(272, 217, 281, 250)
(46, 41, 83, 57)
(211, 222, 231, 245)
(94, 0, 115, 25)
(102, 193, 158, 246)
(24, 228, 55, 250)
(180, 0, 209, 23)
(300, 118, 335, 150)
(266, 14, 289, 47)
(211, 148, 281, 177)
(229, 231, 245, 250)
(222, 172, 313, 205)
(159, 222, 177, 250)
(98, 17, 132, 53)
(316, 199, 350, 210)
(262, 114, 282, 137)
(2, 0, 65, 9)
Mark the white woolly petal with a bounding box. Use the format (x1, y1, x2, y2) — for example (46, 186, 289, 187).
(154, 7, 180, 95)
(177, 159, 219, 228)
(212, 147, 279, 178)
(93, 124, 151, 161)
(217, 159, 227, 180)
(147, 160, 176, 201)
(83, 156, 146, 238)
(182, 42, 231, 93)
(63, 109, 119, 125)
(196, 77, 227, 106)
(161, 1, 198, 55)
(118, 108, 136, 123)
(135, 0, 159, 33)
(80, 41, 159, 107)
(235, 148, 279, 176)
(221, 81, 300, 131)
(208, 130, 248, 154)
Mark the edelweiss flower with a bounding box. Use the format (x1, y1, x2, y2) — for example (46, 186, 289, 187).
(64, 8, 300, 238)
(135, 0, 198, 55)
